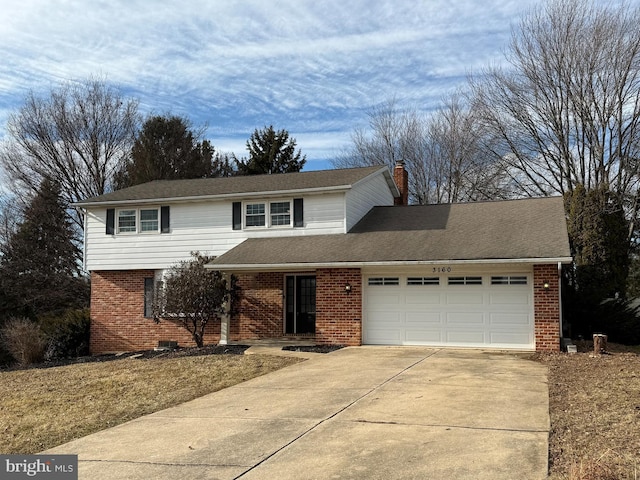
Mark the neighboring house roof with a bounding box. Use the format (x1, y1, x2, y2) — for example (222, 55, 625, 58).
(74, 166, 397, 206)
(209, 197, 572, 270)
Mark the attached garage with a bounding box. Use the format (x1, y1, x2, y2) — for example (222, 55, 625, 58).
(363, 269, 534, 349)
(210, 197, 572, 352)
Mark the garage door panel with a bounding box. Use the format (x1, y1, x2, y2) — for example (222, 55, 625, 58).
(490, 313, 531, 325)
(368, 294, 402, 306)
(447, 331, 486, 343)
(405, 329, 444, 343)
(368, 311, 402, 325)
(446, 312, 485, 324)
(365, 329, 402, 344)
(405, 293, 441, 305)
(446, 293, 484, 305)
(406, 311, 441, 324)
(490, 293, 529, 305)
(490, 332, 532, 345)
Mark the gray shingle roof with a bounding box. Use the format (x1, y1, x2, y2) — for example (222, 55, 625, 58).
(209, 197, 571, 269)
(75, 166, 391, 206)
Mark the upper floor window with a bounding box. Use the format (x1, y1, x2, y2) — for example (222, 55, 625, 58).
(109, 206, 169, 235)
(270, 202, 291, 226)
(245, 200, 291, 228)
(232, 199, 302, 231)
(118, 209, 137, 233)
(245, 203, 266, 227)
(140, 209, 159, 232)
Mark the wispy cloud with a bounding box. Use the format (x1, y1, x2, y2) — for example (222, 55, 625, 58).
(0, 0, 541, 169)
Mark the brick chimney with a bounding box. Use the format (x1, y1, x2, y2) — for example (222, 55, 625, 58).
(393, 160, 409, 205)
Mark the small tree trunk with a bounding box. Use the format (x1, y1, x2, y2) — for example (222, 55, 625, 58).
(593, 334, 608, 355)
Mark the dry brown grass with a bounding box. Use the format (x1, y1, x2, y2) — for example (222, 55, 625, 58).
(534, 345, 640, 480)
(0, 354, 301, 454)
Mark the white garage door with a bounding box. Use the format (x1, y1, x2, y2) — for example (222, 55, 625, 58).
(363, 273, 534, 350)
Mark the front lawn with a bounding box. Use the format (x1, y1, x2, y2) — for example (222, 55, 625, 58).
(0, 352, 301, 454)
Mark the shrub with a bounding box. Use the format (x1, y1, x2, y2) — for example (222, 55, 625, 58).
(39, 308, 90, 360)
(1, 317, 46, 366)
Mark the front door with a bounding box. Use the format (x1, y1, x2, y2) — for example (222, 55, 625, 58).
(285, 275, 316, 334)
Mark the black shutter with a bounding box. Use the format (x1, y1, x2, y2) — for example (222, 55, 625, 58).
(232, 202, 242, 230)
(293, 198, 304, 227)
(106, 208, 115, 235)
(161, 206, 170, 233)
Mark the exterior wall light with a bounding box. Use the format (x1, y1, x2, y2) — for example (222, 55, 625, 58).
(543, 281, 550, 291)
(344, 283, 352, 293)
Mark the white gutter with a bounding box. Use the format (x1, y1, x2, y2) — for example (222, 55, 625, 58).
(206, 257, 574, 271)
(72, 185, 352, 208)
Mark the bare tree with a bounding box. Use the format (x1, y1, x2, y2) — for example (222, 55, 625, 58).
(419, 92, 508, 203)
(0, 77, 140, 228)
(470, 0, 640, 240)
(336, 96, 503, 204)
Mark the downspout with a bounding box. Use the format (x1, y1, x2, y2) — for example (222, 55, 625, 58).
(558, 262, 564, 340)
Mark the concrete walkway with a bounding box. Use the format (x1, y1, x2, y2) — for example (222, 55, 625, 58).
(46, 347, 550, 480)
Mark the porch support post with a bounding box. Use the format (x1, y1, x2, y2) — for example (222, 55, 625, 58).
(219, 273, 231, 345)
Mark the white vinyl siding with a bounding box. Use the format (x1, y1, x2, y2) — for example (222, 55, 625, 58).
(345, 171, 395, 231)
(84, 170, 397, 270)
(84, 193, 348, 270)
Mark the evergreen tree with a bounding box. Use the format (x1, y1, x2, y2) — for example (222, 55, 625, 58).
(236, 125, 306, 175)
(114, 115, 214, 188)
(0, 179, 89, 318)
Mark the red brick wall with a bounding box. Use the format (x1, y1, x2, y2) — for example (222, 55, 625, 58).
(90, 271, 220, 353)
(231, 272, 284, 340)
(316, 268, 362, 346)
(533, 264, 561, 352)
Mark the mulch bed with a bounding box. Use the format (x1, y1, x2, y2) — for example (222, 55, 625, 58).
(282, 345, 344, 353)
(2, 343, 343, 371)
(1, 344, 251, 371)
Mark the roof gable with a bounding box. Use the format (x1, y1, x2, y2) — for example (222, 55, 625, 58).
(75, 166, 394, 206)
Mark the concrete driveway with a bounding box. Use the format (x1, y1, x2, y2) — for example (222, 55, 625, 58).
(46, 347, 549, 480)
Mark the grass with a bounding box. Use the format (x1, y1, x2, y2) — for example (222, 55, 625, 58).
(0, 353, 301, 454)
(534, 343, 640, 480)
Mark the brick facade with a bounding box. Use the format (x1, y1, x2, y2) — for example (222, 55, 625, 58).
(230, 272, 284, 340)
(315, 268, 362, 346)
(533, 264, 561, 352)
(91, 265, 562, 353)
(90, 271, 220, 354)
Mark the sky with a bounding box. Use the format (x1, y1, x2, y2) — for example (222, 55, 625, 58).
(0, 0, 543, 171)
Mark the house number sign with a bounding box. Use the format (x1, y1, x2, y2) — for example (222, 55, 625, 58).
(432, 266, 452, 273)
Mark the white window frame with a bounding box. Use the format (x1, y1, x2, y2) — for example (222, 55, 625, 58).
(140, 208, 159, 233)
(116, 207, 160, 234)
(117, 209, 137, 234)
(244, 200, 292, 229)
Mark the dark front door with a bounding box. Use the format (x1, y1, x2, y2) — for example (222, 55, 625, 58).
(285, 275, 316, 334)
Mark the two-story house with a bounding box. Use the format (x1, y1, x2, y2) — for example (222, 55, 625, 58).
(75, 163, 572, 353)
